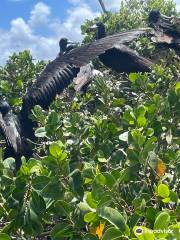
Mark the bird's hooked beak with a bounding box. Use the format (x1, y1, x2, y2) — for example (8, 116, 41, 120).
(67, 40, 74, 44)
(88, 24, 98, 33)
(67, 40, 79, 47)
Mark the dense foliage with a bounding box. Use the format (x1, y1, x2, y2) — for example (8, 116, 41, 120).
(0, 0, 179, 239)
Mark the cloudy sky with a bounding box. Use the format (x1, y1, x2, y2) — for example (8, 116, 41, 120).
(0, 0, 179, 65)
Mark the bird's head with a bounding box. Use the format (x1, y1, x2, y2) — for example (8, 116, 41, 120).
(0, 100, 11, 116)
(149, 10, 161, 24)
(59, 38, 75, 53)
(88, 22, 106, 39)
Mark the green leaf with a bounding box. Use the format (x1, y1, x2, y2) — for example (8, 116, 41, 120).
(162, 197, 170, 203)
(145, 128, 154, 137)
(16, 79, 23, 88)
(69, 169, 84, 198)
(154, 212, 170, 238)
(0, 233, 11, 240)
(127, 148, 139, 163)
(83, 167, 95, 180)
(30, 191, 46, 217)
(49, 142, 63, 158)
(102, 227, 122, 239)
(135, 105, 147, 117)
(97, 207, 126, 232)
(51, 223, 73, 240)
(144, 137, 157, 153)
(129, 73, 138, 82)
(32, 176, 50, 190)
(3, 157, 16, 170)
(123, 109, 136, 125)
(84, 212, 97, 223)
(112, 98, 125, 107)
(42, 177, 65, 199)
(131, 129, 146, 147)
(35, 127, 46, 138)
(86, 192, 98, 209)
(146, 207, 158, 226)
(95, 174, 106, 185)
(157, 184, 170, 198)
(175, 81, 180, 90)
(169, 191, 178, 203)
(103, 173, 116, 189)
(137, 116, 147, 127)
(54, 200, 71, 217)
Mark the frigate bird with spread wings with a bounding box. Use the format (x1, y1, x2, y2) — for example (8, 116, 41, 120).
(0, 28, 148, 169)
(89, 22, 153, 73)
(148, 10, 180, 49)
(59, 37, 103, 94)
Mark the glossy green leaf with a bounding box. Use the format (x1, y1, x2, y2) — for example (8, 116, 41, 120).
(154, 212, 170, 238)
(51, 223, 73, 239)
(84, 212, 97, 223)
(102, 227, 122, 239)
(49, 142, 63, 158)
(157, 184, 170, 198)
(97, 207, 126, 232)
(35, 127, 46, 138)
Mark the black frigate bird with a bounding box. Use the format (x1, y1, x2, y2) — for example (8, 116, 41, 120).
(59, 38, 77, 54)
(59, 37, 103, 93)
(148, 10, 180, 49)
(0, 28, 149, 169)
(89, 22, 153, 73)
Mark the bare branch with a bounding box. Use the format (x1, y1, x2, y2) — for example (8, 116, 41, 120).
(98, 0, 108, 13)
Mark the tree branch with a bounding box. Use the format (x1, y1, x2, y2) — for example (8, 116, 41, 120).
(98, 0, 108, 13)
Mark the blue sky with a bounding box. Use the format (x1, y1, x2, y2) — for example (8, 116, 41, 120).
(0, 0, 179, 65)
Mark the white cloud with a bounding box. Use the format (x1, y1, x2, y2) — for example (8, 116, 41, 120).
(0, 1, 99, 65)
(53, 3, 99, 40)
(28, 2, 51, 28)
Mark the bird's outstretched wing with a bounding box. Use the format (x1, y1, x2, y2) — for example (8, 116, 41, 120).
(100, 44, 153, 73)
(57, 29, 150, 66)
(20, 28, 148, 116)
(20, 62, 80, 116)
(0, 113, 21, 153)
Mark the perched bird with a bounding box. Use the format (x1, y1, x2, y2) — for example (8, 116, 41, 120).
(59, 37, 103, 93)
(89, 22, 153, 73)
(59, 38, 77, 54)
(149, 10, 180, 36)
(0, 29, 149, 169)
(0, 101, 32, 170)
(148, 10, 180, 48)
